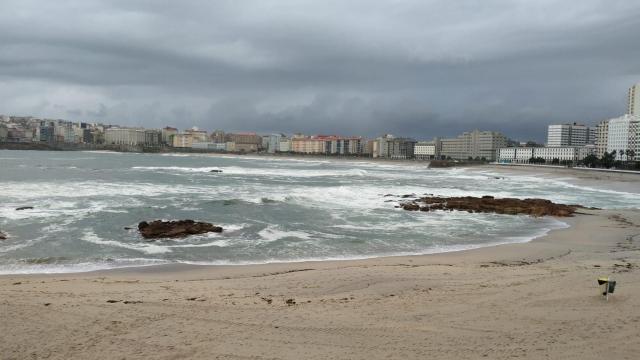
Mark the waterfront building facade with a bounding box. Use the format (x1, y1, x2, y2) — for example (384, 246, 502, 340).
(226, 132, 262, 152)
(105, 127, 148, 146)
(414, 142, 437, 160)
(289, 135, 365, 155)
(440, 130, 507, 161)
(607, 114, 639, 161)
(172, 133, 193, 148)
(184, 128, 208, 143)
(161, 127, 178, 145)
(498, 146, 593, 163)
(291, 136, 327, 154)
(547, 123, 594, 147)
(210, 130, 226, 143)
(267, 134, 281, 153)
(595, 120, 609, 158)
(278, 138, 291, 152)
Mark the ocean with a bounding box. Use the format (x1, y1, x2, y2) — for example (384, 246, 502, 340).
(1, 150, 638, 274)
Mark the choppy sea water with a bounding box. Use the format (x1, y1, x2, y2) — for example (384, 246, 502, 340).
(1, 150, 639, 274)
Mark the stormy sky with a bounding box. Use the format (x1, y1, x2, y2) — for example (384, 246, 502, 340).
(1, 1, 639, 141)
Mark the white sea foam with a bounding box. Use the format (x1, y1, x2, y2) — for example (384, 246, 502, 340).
(0, 258, 169, 275)
(81, 231, 171, 254)
(132, 165, 371, 178)
(257, 226, 313, 242)
(0, 235, 47, 253)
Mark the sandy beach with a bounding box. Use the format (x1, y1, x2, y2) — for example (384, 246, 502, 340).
(1, 206, 639, 359)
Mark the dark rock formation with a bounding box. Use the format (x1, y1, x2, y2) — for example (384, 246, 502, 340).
(138, 220, 223, 239)
(209, 169, 223, 173)
(0, 232, 6, 240)
(15, 206, 34, 211)
(401, 203, 420, 211)
(400, 196, 586, 217)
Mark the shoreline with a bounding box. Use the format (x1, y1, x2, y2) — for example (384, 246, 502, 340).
(0, 214, 570, 277)
(2, 209, 640, 359)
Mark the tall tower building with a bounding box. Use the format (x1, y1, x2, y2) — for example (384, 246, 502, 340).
(629, 83, 640, 115)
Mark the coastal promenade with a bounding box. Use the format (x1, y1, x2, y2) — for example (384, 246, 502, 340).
(2, 208, 639, 359)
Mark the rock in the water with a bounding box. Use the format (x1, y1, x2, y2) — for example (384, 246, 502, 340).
(402, 203, 420, 211)
(15, 206, 34, 211)
(209, 169, 223, 173)
(0, 232, 6, 240)
(138, 220, 223, 239)
(400, 196, 584, 217)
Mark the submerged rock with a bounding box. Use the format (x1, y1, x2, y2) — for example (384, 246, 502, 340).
(138, 220, 223, 239)
(400, 196, 585, 217)
(15, 206, 34, 211)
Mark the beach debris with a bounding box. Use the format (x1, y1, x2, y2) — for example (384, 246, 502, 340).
(138, 220, 223, 239)
(285, 298, 296, 305)
(400, 195, 586, 217)
(15, 206, 34, 211)
(123, 300, 143, 304)
(260, 297, 273, 304)
(106, 299, 122, 303)
(12, 282, 21, 285)
(598, 277, 616, 301)
(43, 303, 51, 306)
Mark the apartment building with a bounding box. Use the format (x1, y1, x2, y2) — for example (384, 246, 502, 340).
(607, 114, 639, 160)
(161, 127, 178, 145)
(413, 141, 439, 160)
(595, 120, 609, 158)
(547, 123, 594, 147)
(226, 132, 262, 152)
(184, 128, 208, 143)
(172, 133, 193, 148)
(498, 146, 593, 163)
(440, 130, 507, 161)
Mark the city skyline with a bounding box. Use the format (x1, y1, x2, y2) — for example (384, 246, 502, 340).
(1, 1, 640, 142)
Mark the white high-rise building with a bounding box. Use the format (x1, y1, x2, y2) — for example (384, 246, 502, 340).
(629, 83, 640, 116)
(607, 114, 639, 161)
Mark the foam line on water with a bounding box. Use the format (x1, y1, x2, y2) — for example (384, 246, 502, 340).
(81, 231, 172, 254)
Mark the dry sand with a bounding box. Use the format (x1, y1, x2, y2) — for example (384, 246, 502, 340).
(1, 207, 639, 360)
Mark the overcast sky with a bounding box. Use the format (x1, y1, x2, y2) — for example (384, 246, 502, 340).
(1, 1, 639, 141)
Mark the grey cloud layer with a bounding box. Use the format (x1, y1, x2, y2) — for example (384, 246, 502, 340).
(1, 0, 639, 141)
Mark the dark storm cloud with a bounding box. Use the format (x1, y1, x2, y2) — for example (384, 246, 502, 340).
(1, 0, 639, 141)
